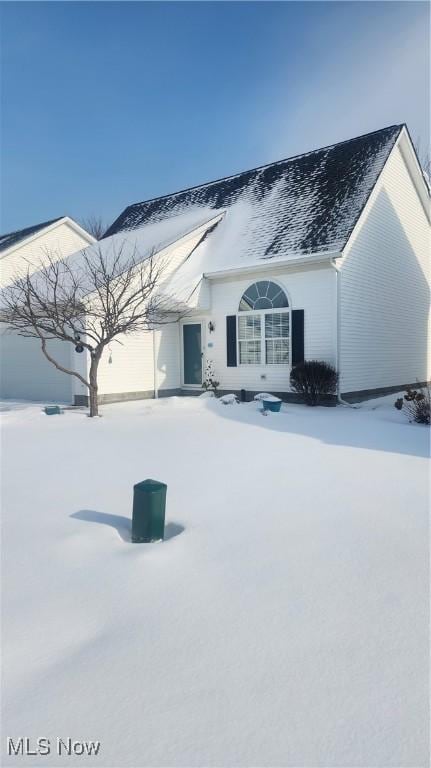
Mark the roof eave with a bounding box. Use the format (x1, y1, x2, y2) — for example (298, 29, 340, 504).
(62, 217, 97, 246)
(341, 125, 430, 260)
(397, 126, 431, 217)
(0, 216, 95, 260)
(203, 250, 342, 280)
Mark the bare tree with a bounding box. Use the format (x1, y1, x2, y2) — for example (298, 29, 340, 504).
(0, 244, 181, 417)
(80, 215, 106, 240)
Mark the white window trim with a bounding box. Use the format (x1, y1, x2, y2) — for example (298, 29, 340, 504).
(237, 307, 291, 366)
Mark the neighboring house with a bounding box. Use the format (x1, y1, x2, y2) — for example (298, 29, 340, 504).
(2, 124, 430, 405)
(0, 216, 95, 401)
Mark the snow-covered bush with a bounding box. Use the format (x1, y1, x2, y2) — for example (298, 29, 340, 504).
(290, 360, 338, 406)
(219, 393, 239, 405)
(202, 360, 220, 396)
(394, 385, 430, 425)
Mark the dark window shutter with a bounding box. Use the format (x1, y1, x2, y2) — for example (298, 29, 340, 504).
(226, 315, 237, 367)
(291, 309, 304, 366)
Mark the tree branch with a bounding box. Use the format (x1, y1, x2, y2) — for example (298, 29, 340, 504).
(0, 238, 189, 416)
(38, 332, 90, 389)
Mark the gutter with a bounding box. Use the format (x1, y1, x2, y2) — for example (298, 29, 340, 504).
(203, 250, 341, 280)
(330, 257, 358, 408)
(152, 329, 158, 399)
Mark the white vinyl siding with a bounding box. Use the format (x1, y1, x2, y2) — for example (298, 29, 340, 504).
(0, 221, 93, 402)
(0, 218, 211, 403)
(206, 263, 336, 393)
(58, 260, 337, 402)
(338, 137, 430, 393)
(92, 227, 216, 399)
(0, 221, 93, 288)
(95, 323, 181, 398)
(0, 328, 74, 402)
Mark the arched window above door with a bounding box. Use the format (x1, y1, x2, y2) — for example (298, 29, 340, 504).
(238, 281, 289, 311)
(237, 281, 290, 365)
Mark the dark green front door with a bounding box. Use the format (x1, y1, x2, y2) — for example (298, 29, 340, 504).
(183, 324, 202, 385)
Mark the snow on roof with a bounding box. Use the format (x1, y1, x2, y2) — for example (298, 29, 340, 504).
(0, 208, 224, 304)
(63, 207, 224, 288)
(0, 217, 64, 254)
(94, 206, 224, 266)
(104, 125, 403, 260)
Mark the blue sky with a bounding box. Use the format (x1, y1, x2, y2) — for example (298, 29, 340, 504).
(1, 1, 429, 233)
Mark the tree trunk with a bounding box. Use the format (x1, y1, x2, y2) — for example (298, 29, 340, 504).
(88, 355, 101, 417)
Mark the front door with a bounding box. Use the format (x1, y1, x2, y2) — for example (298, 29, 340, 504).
(183, 323, 202, 386)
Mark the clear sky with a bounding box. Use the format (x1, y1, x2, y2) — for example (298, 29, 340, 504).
(1, 1, 429, 233)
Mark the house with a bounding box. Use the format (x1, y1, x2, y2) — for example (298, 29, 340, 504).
(3, 124, 430, 405)
(0, 216, 95, 401)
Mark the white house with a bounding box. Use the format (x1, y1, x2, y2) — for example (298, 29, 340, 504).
(0, 216, 95, 401)
(2, 125, 430, 405)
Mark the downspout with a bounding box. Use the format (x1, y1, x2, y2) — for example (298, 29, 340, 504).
(152, 328, 158, 399)
(331, 258, 358, 408)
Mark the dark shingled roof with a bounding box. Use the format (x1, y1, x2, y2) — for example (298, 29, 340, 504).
(104, 125, 403, 258)
(0, 217, 64, 254)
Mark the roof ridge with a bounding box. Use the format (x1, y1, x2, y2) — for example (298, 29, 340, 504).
(0, 216, 65, 242)
(119, 124, 404, 215)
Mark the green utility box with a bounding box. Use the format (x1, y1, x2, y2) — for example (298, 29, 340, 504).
(44, 405, 63, 415)
(132, 479, 167, 543)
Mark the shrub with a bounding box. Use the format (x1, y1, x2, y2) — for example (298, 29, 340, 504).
(290, 360, 338, 406)
(202, 359, 220, 395)
(394, 385, 430, 425)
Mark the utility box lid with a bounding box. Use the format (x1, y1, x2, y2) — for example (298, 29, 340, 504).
(134, 479, 167, 493)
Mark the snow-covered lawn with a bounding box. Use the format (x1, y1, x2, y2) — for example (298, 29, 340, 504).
(1, 395, 429, 767)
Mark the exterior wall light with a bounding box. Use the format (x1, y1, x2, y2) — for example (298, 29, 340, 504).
(208, 321, 215, 333)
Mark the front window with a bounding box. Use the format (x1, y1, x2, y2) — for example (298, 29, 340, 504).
(265, 312, 289, 364)
(238, 282, 289, 365)
(238, 314, 261, 364)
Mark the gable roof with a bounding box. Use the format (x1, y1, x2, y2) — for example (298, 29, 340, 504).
(0, 217, 64, 254)
(104, 124, 403, 260)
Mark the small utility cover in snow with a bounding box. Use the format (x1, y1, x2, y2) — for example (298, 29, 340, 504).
(254, 393, 281, 402)
(44, 406, 63, 415)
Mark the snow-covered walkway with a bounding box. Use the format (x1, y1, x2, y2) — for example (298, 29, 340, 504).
(1, 395, 429, 767)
